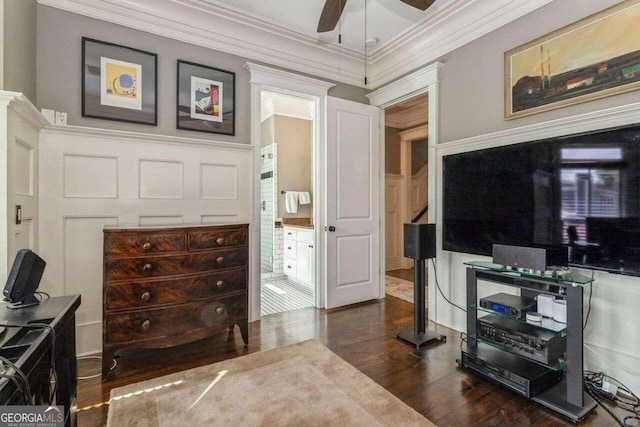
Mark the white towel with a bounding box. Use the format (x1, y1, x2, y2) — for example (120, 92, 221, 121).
(285, 191, 299, 213)
(298, 192, 311, 205)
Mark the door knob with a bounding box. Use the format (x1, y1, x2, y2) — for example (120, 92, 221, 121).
(328, 226, 336, 232)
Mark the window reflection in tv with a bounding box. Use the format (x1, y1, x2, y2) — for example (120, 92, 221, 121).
(443, 124, 640, 276)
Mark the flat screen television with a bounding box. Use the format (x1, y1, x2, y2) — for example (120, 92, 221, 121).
(443, 124, 640, 276)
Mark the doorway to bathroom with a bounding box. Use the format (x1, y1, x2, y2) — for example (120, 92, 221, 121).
(259, 90, 316, 316)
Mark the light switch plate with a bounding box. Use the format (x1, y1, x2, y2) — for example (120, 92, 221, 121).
(55, 111, 67, 125)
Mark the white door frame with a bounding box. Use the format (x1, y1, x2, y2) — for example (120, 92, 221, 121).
(245, 63, 335, 321)
(367, 62, 443, 319)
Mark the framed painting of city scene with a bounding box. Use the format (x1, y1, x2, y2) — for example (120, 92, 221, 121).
(82, 37, 157, 125)
(177, 60, 235, 136)
(505, 0, 640, 120)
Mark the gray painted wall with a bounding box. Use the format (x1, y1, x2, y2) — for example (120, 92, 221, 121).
(36, 5, 370, 143)
(438, 0, 637, 143)
(2, 0, 37, 102)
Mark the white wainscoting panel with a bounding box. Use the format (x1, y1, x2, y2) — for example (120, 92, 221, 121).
(14, 139, 34, 196)
(202, 214, 238, 224)
(139, 159, 184, 199)
(139, 215, 184, 226)
(39, 125, 251, 355)
(64, 154, 118, 198)
(64, 216, 118, 354)
(201, 163, 238, 200)
(14, 218, 34, 250)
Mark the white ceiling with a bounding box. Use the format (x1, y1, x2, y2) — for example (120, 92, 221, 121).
(39, 0, 554, 88)
(206, 0, 445, 54)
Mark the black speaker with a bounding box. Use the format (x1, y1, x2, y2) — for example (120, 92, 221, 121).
(3, 249, 46, 309)
(404, 223, 436, 260)
(492, 244, 568, 271)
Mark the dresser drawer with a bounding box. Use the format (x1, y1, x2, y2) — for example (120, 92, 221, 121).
(284, 239, 296, 258)
(104, 293, 247, 344)
(105, 247, 248, 281)
(188, 227, 248, 250)
(104, 268, 247, 310)
(105, 231, 186, 255)
(284, 258, 297, 275)
(283, 228, 297, 240)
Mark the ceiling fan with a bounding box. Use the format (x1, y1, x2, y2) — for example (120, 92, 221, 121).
(317, 0, 436, 32)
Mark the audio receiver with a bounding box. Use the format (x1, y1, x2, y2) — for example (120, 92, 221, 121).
(479, 293, 536, 319)
(477, 314, 566, 365)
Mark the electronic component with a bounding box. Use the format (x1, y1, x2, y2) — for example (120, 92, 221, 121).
(479, 293, 536, 319)
(461, 344, 563, 398)
(477, 314, 566, 365)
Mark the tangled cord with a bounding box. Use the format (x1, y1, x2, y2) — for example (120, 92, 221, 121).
(584, 371, 640, 426)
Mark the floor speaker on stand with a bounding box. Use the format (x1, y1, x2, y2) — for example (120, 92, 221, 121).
(394, 223, 446, 349)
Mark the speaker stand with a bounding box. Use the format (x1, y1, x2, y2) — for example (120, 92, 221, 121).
(394, 259, 446, 349)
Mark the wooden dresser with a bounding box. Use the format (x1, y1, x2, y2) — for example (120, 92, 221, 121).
(102, 223, 249, 380)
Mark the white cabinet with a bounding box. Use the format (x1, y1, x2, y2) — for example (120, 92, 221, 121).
(283, 226, 314, 287)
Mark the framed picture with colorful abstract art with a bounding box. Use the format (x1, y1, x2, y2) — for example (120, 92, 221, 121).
(505, 0, 640, 119)
(82, 37, 157, 125)
(177, 60, 235, 136)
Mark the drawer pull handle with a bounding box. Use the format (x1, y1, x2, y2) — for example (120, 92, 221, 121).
(141, 320, 151, 331)
(216, 256, 224, 264)
(216, 280, 225, 288)
(287, 232, 292, 235)
(287, 265, 292, 269)
(142, 242, 152, 251)
(216, 237, 225, 246)
(215, 306, 224, 314)
(142, 263, 153, 272)
(288, 247, 292, 250)
(140, 291, 151, 302)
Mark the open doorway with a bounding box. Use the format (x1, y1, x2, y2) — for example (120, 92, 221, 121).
(259, 91, 317, 316)
(383, 94, 429, 303)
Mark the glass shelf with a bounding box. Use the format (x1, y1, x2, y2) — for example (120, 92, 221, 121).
(471, 305, 567, 333)
(466, 339, 567, 372)
(464, 260, 594, 285)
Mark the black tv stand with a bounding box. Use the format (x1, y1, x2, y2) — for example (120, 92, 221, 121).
(460, 262, 596, 422)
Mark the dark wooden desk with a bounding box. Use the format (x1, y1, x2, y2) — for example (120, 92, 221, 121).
(0, 295, 81, 427)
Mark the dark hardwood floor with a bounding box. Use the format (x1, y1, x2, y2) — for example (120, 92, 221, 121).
(78, 296, 622, 426)
(387, 267, 414, 282)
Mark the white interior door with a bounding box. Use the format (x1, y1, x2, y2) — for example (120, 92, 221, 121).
(326, 97, 381, 309)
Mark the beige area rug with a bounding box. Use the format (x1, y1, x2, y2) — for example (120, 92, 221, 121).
(385, 275, 416, 303)
(107, 339, 434, 427)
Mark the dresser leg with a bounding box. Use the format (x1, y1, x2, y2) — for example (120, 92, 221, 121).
(238, 320, 249, 346)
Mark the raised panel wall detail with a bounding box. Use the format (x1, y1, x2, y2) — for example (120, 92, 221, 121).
(201, 163, 238, 200)
(64, 154, 118, 198)
(202, 214, 238, 224)
(64, 217, 118, 326)
(139, 160, 184, 199)
(14, 139, 33, 196)
(140, 215, 184, 226)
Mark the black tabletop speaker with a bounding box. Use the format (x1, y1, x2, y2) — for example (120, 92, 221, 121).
(404, 223, 436, 260)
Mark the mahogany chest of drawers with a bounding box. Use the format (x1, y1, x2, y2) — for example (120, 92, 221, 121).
(102, 223, 249, 380)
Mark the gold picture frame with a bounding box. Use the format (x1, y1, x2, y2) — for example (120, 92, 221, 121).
(505, 0, 640, 120)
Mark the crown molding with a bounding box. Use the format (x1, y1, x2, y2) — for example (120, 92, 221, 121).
(369, 0, 554, 87)
(39, 0, 552, 90)
(0, 91, 49, 129)
(38, 0, 366, 87)
(41, 124, 253, 151)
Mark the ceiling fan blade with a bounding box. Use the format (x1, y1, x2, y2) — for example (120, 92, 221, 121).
(317, 0, 347, 33)
(399, 0, 436, 11)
